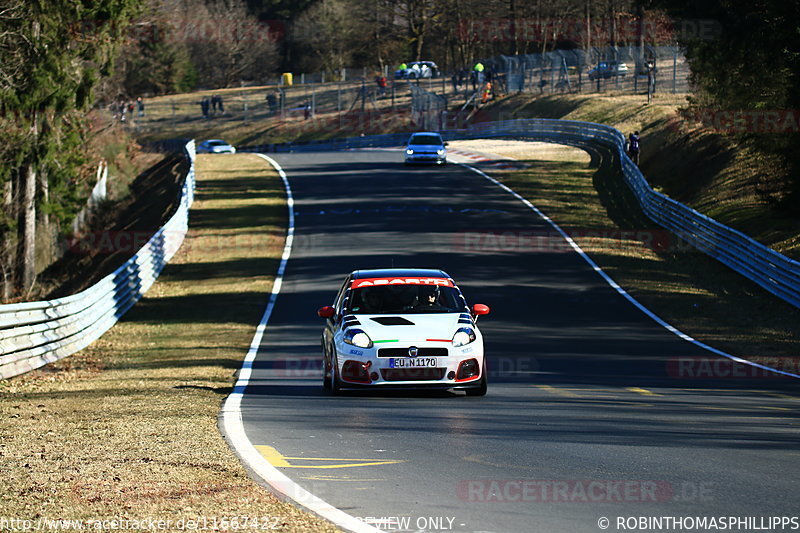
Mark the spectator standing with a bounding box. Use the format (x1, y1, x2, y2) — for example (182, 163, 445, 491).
(136, 97, 145, 117)
(481, 81, 492, 104)
(376, 75, 387, 96)
(628, 131, 641, 164)
(266, 92, 277, 114)
(201, 97, 210, 119)
(473, 62, 485, 89)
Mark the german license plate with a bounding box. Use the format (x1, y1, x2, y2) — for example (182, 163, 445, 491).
(389, 357, 437, 368)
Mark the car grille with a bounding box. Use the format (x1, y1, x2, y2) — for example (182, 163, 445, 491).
(378, 348, 449, 358)
(381, 368, 447, 381)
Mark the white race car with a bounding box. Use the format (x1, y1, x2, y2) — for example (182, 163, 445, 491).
(317, 269, 490, 395)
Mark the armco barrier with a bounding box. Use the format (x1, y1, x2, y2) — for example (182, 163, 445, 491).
(240, 119, 800, 309)
(0, 140, 196, 379)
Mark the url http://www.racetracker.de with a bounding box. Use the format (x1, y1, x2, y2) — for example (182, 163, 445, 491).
(597, 516, 800, 531)
(0, 516, 284, 531)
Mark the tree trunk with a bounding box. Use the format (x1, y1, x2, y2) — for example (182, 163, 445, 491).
(17, 161, 36, 293)
(585, 0, 592, 60)
(608, 0, 617, 50)
(509, 0, 518, 56)
(2, 175, 14, 300)
(38, 166, 51, 267)
(636, 3, 645, 69)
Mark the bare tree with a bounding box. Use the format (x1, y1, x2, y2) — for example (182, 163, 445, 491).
(164, 0, 279, 87)
(293, 0, 359, 77)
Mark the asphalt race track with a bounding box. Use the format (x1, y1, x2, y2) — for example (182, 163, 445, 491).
(239, 149, 800, 533)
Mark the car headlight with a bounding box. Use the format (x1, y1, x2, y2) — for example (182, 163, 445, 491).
(343, 328, 373, 349)
(452, 327, 476, 347)
(437, 149, 445, 155)
(406, 149, 414, 155)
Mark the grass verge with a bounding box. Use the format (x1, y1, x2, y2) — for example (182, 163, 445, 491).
(0, 153, 338, 531)
(460, 140, 800, 362)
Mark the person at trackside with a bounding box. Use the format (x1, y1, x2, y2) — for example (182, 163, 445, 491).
(628, 131, 641, 164)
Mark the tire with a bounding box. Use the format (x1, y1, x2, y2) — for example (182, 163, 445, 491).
(465, 372, 487, 397)
(322, 353, 332, 390)
(328, 352, 342, 395)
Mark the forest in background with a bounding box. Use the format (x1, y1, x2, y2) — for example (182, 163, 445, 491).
(1, 0, 799, 301)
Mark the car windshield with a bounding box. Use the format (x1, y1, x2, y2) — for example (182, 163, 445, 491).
(348, 285, 465, 314)
(409, 135, 442, 146)
(207, 140, 227, 146)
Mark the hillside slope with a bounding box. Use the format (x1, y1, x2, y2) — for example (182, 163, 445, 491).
(480, 92, 799, 259)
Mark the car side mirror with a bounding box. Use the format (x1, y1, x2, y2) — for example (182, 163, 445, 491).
(443, 142, 449, 146)
(471, 304, 490, 317)
(317, 306, 335, 319)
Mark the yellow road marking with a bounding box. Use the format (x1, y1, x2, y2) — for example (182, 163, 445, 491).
(301, 475, 386, 482)
(626, 387, 661, 397)
(535, 385, 580, 397)
(255, 445, 405, 469)
(561, 388, 619, 392)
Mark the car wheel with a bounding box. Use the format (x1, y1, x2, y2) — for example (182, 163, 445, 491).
(465, 372, 487, 397)
(409, 72, 417, 79)
(322, 350, 331, 390)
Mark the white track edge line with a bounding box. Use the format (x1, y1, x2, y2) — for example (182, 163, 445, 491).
(460, 162, 800, 380)
(219, 153, 383, 533)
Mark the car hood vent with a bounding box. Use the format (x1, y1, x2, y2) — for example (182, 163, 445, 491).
(370, 317, 415, 326)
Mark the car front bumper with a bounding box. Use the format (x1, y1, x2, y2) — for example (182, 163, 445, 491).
(332, 343, 484, 389)
(405, 154, 446, 164)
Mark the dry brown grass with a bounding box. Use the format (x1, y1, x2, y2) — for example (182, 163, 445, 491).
(0, 154, 339, 532)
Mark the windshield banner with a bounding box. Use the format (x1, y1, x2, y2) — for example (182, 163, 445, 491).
(352, 277, 454, 289)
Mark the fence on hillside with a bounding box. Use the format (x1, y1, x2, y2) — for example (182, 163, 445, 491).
(481, 45, 690, 96)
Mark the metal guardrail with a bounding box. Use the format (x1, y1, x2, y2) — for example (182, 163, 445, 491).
(0, 140, 197, 379)
(240, 119, 800, 309)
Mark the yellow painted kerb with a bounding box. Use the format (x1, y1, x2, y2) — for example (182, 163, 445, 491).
(255, 445, 405, 469)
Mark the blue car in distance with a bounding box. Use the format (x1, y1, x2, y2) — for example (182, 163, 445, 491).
(404, 132, 447, 165)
